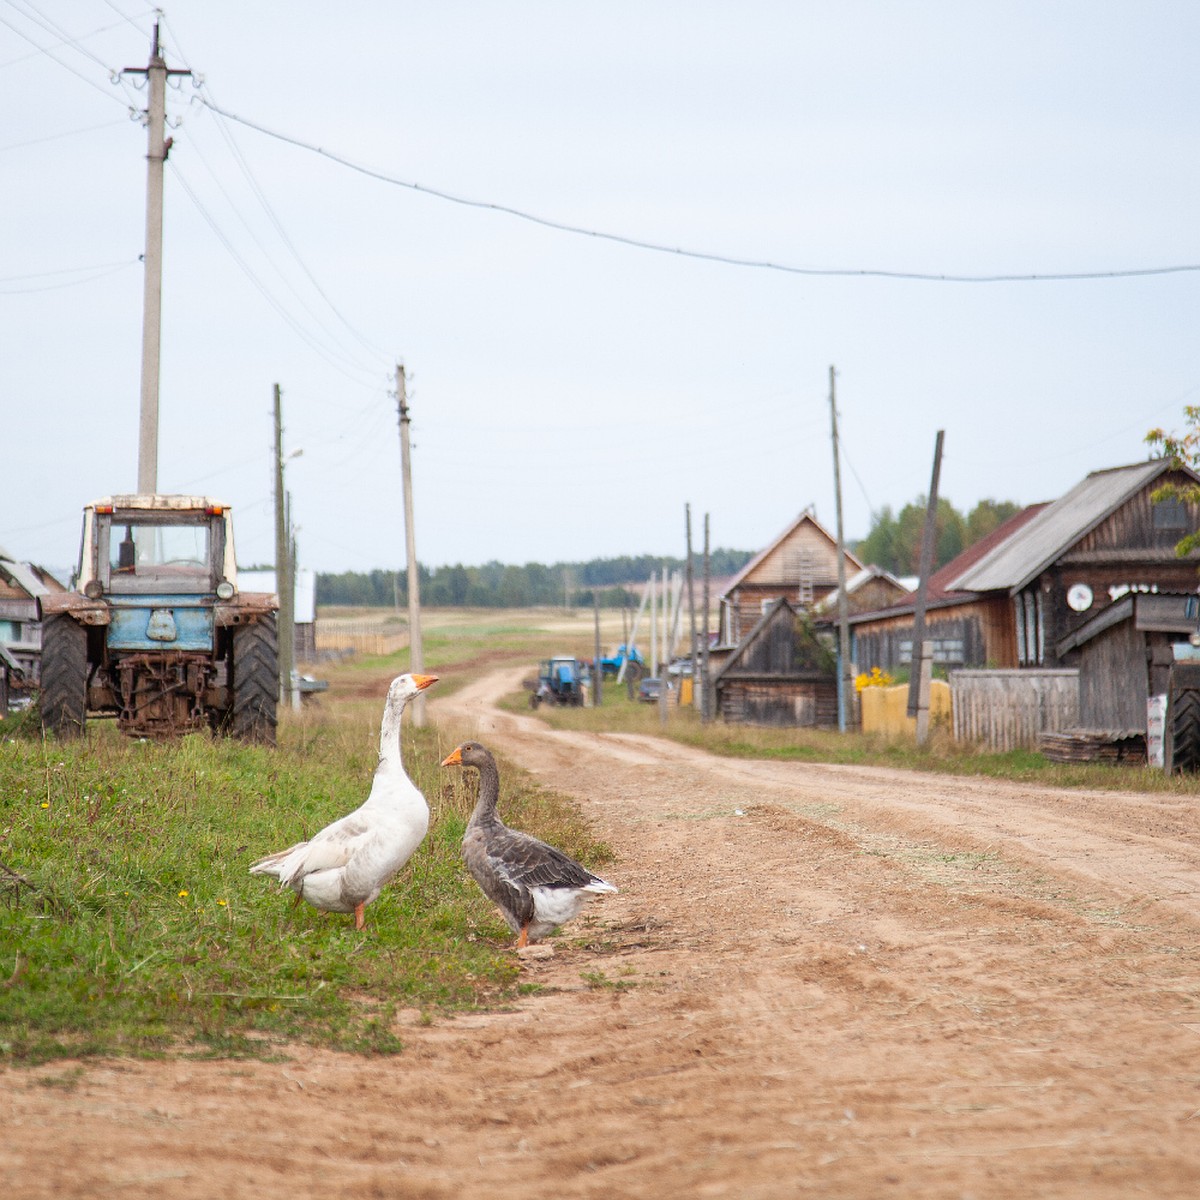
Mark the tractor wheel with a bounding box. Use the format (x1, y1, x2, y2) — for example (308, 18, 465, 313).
(40, 614, 88, 738)
(229, 617, 278, 746)
(1168, 663, 1200, 772)
(530, 693, 541, 709)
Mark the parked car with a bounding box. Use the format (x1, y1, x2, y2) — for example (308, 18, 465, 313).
(638, 676, 669, 703)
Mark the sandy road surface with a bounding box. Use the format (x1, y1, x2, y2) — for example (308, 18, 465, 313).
(4, 664, 1200, 1199)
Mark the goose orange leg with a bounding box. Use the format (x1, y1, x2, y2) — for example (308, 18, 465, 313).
(354, 902, 366, 930)
(517, 925, 529, 948)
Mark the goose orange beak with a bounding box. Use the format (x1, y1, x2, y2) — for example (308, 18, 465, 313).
(413, 673, 439, 691)
(441, 746, 463, 767)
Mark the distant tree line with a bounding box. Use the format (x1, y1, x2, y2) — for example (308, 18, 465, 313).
(854, 497, 1022, 577)
(316, 549, 757, 609)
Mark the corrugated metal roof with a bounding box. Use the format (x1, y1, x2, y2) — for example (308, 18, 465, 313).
(948, 460, 1180, 594)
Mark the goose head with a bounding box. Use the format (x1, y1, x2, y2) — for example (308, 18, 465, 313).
(387, 672, 439, 707)
(440, 740, 491, 770)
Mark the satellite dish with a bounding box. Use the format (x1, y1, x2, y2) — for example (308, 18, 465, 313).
(1067, 582, 1093, 613)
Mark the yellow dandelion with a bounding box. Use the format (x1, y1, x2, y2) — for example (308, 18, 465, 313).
(217, 899, 228, 907)
(178, 889, 189, 898)
(40, 801, 50, 809)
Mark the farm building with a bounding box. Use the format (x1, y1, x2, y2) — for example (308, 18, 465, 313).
(851, 459, 1200, 678)
(712, 597, 838, 727)
(0, 549, 67, 709)
(239, 566, 317, 661)
(1055, 590, 1198, 732)
(717, 509, 863, 646)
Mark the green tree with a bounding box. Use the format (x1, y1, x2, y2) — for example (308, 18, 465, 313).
(965, 499, 1022, 545)
(1148, 408, 1200, 555)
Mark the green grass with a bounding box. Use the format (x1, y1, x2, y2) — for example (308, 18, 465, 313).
(0, 654, 612, 1065)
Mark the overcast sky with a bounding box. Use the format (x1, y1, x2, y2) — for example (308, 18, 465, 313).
(3, 2, 1197, 578)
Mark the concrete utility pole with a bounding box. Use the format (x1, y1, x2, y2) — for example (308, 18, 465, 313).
(273, 385, 295, 711)
(829, 366, 855, 731)
(123, 22, 190, 494)
(396, 364, 427, 726)
(686, 504, 698, 709)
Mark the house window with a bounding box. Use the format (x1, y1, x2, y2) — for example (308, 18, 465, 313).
(931, 637, 965, 664)
(1015, 591, 1044, 666)
(1153, 498, 1188, 531)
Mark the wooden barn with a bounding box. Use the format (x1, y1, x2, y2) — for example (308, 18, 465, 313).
(1055, 590, 1198, 731)
(717, 509, 864, 646)
(713, 597, 838, 727)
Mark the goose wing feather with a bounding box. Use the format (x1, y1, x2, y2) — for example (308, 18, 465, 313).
(486, 826, 602, 891)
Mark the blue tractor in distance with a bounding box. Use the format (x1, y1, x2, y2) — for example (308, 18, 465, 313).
(598, 643, 645, 680)
(530, 656, 585, 708)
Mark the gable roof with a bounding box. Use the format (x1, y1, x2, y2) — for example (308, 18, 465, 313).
(721, 510, 864, 596)
(949, 459, 1196, 595)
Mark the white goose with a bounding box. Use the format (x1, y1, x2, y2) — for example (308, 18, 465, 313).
(441, 740, 617, 947)
(250, 672, 438, 929)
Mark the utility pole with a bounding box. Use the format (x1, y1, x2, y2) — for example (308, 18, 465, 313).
(593, 591, 602, 707)
(659, 564, 669, 726)
(907, 430, 946, 745)
(829, 366, 854, 731)
(273, 385, 294, 711)
(123, 22, 190, 494)
(702, 513, 712, 722)
(396, 364, 427, 726)
(686, 504, 698, 709)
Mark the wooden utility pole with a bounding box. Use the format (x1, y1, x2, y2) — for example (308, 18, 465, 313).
(829, 366, 854, 731)
(686, 504, 698, 709)
(702, 513, 712, 722)
(396, 364, 426, 726)
(907, 429, 946, 745)
(123, 23, 190, 494)
(273, 385, 294, 710)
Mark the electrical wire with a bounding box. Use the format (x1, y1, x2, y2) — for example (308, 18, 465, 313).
(169, 160, 383, 389)
(0, 1, 141, 107)
(200, 98, 1200, 286)
(0, 258, 137, 293)
(160, 12, 393, 367)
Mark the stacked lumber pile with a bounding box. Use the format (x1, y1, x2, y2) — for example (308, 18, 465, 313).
(1039, 729, 1146, 765)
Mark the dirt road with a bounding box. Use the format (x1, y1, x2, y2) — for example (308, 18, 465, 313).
(5, 665, 1200, 1198)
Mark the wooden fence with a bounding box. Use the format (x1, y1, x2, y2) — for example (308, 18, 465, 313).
(950, 669, 1080, 751)
(314, 618, 409, 659)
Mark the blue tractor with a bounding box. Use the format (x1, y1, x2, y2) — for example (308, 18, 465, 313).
(38, 494, 279, 743)
(598, 643, 645, 680)
(530, 656, 585, 707)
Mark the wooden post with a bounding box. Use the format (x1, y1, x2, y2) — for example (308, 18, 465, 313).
(702, 513, 712, 722)
(593, 590, 602, 707)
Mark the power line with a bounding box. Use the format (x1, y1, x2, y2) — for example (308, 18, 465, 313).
(199, 97, 1200, 286)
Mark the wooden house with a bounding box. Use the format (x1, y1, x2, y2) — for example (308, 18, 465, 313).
(851, 459, 1200, 679)
(848, 504, 1048, 674)
(947, 460, 1200, 669)
(712, 598, 838, 726)
(718, 510, 863, 646)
